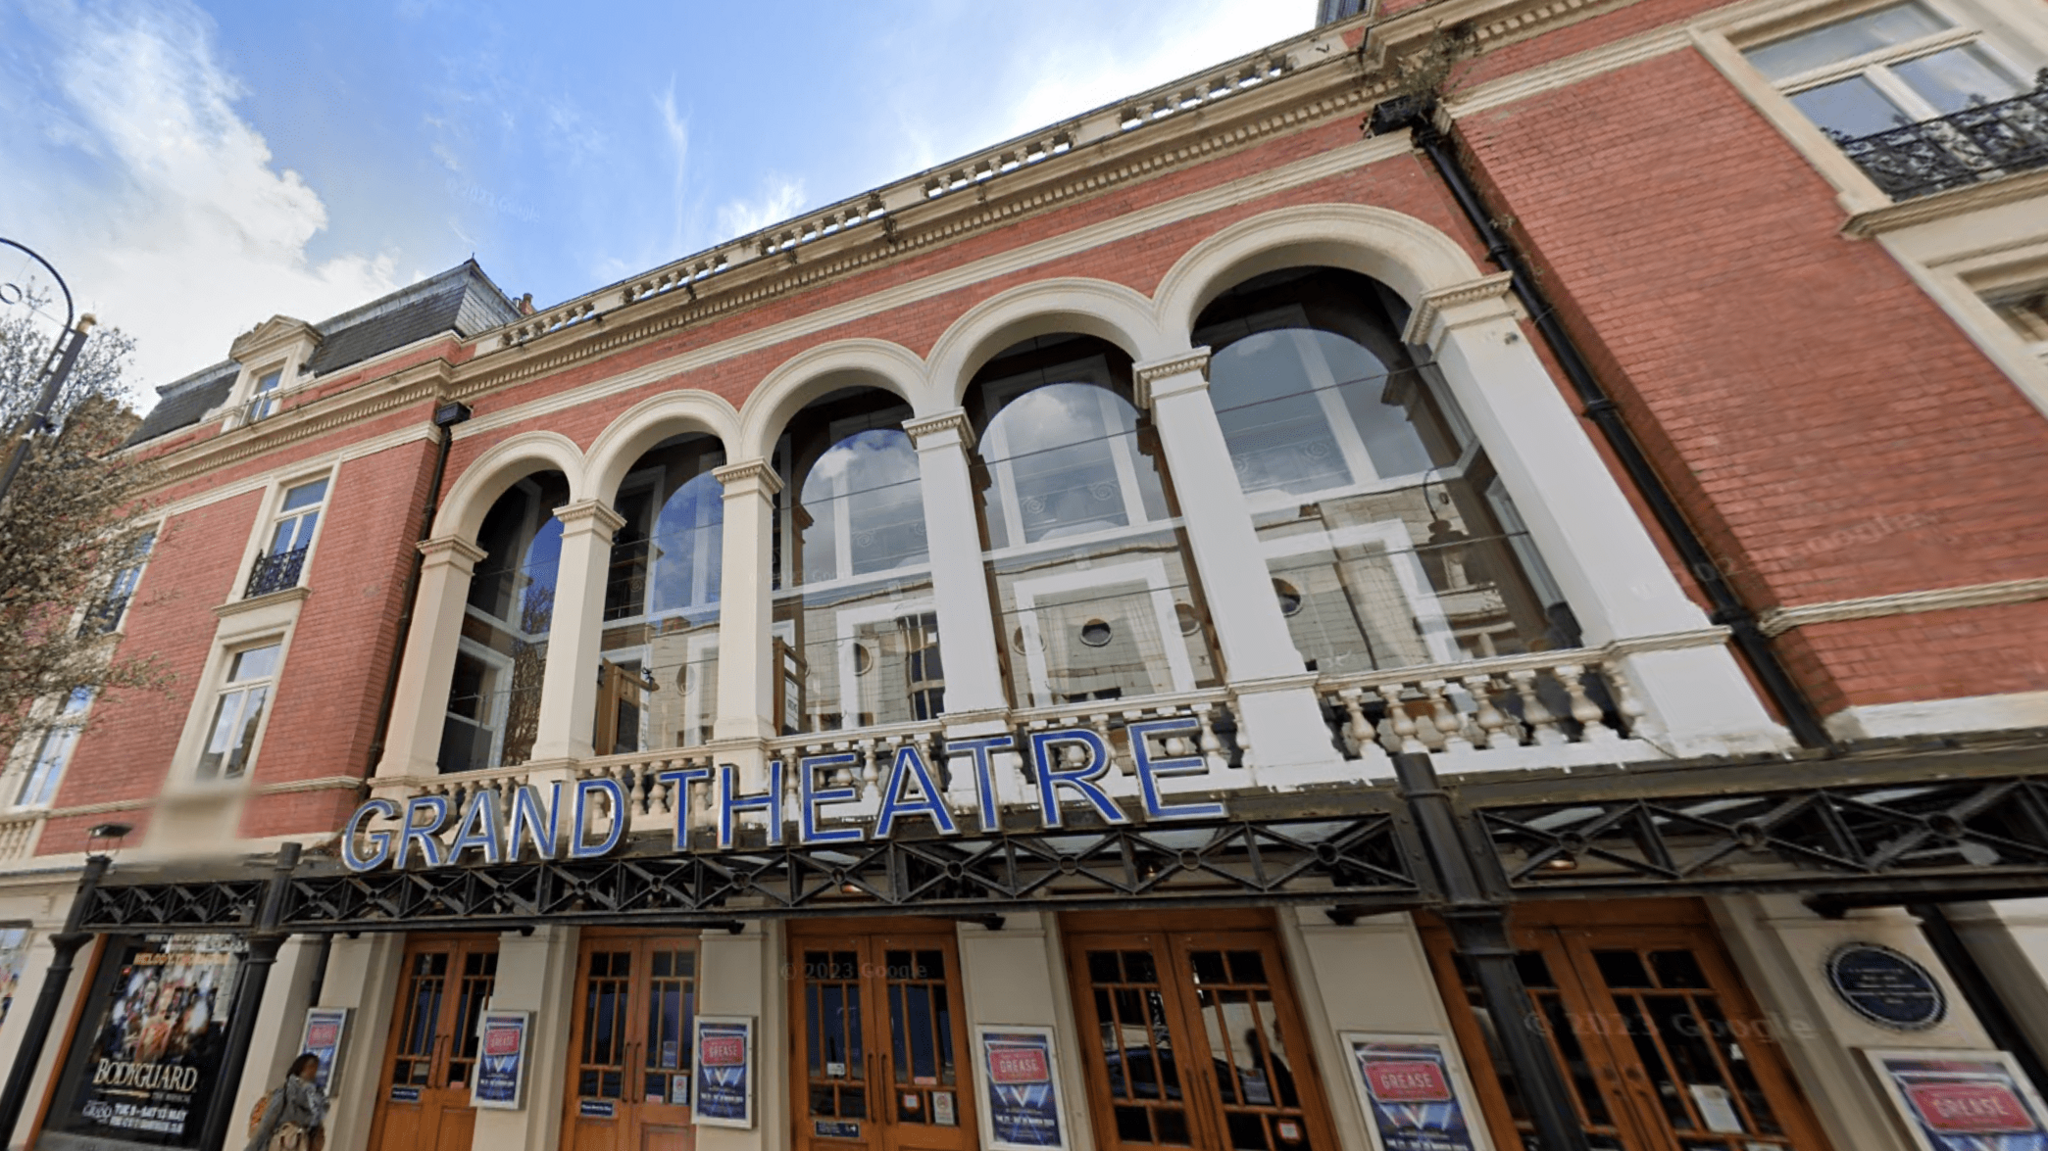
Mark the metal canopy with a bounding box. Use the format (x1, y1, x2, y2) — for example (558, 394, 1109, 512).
(74, 748, 2048, 934)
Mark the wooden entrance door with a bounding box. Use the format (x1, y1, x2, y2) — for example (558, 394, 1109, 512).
(562, 931, 699, 1151)
(1422, 902, 1834, 1151)
(368, 936, 500, 1151)
(789, 921, 976, 1151)
(1063, 910, 1340, 1151)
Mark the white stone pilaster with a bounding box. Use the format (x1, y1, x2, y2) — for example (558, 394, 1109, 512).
(314, 932, 405, 1151)
(376, 536, 488, 777)
(471, 925, 578, 1151)
(696, 919, 784, 1151)
(531, 500, 627, 763)
(1412, 277, 1790, 753)
(1134, 350, 1338, 774)
(905, 410, 1007, 716)
(954, 914, 1092, 1151)
(714, 462, 782, 744)
(229, 938, 320, 1151)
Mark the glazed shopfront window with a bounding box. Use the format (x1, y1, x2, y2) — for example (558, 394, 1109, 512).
(967, 337, 1221, 709)
(1195, 268, 1571, 676)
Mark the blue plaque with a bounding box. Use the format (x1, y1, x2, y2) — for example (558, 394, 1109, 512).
(1828, 943, 1946, 1030)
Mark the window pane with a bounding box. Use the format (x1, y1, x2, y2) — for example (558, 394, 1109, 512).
(1789, 74, 1913, 137)
(282, 479, 328, 512)
(1892, 44, 2024, 113)
(230, 644, 281, 681)
(1745, 2, 1951, 80)
(256, 370, 283, 393)
(224, 685, 270, 776)
(59, 688, 93, 716)
(199, 690, 247, 778)
(20, 727, 79, 806)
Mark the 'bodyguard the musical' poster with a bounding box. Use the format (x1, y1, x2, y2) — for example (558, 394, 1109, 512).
(39, 934, 248, 1151)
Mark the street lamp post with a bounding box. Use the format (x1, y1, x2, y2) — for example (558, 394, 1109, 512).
(0, 239, 95, 509)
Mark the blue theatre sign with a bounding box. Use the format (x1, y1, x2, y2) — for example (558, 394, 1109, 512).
(342, 722, 1228, 873)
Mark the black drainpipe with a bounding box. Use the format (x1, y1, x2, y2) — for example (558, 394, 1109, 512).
(1368, 95, 1831, 749)
(365, 400, 473, 771)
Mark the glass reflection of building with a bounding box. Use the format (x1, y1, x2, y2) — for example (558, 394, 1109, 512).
(440, 472, 569, 772)
(597, 434, 727, 754)
(772, 389, 941, 734)
(967, 337, 1222, 709)
(1194, 269, 1572, 677)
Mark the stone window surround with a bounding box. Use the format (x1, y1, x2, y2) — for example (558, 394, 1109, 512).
(168, 604, 302, 796)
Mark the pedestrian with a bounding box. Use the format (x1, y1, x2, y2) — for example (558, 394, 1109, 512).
(245, 1053, 326, 1151)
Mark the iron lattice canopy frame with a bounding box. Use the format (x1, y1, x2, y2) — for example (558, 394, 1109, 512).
(74, 748, 2048, 934)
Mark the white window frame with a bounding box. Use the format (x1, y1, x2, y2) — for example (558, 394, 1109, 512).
(1700, 0, 2048, 213)
(979, 369, 1156, 553)
(1011, 560, 1196, 709)
(234, 467, 338, 603)
(193, 638, 285, 783)
(77, 522, 159, 637)
(10, 688, 92, 810)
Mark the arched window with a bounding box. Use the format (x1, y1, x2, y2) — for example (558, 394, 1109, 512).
(771, 389, 939, 733)
(967, 336, 1221, 708)
(597, 434, 726, 754)
(1195, 268, 1570, 674)
(441, 471, 569, 771)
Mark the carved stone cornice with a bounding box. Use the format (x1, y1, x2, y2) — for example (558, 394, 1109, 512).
(713, 459, 784, 497)
(903, 409, 977, 451)
(1757, 578, 2048, 637)
(212, 585, 312, 620)
(1133, 348, 1212, 409)
(1400, 272, 1520, 348)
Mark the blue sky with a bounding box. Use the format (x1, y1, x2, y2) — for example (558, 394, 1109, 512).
(0, 0, 1314, 400)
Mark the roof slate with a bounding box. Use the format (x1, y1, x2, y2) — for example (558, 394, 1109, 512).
(126, 260, 519, 448)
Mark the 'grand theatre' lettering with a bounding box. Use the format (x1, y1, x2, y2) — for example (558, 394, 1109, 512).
(342, 723, 1227, 872)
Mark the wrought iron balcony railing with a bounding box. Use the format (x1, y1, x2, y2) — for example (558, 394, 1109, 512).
(1828, 72, 2048, 201)
(246, 546, 309, 598)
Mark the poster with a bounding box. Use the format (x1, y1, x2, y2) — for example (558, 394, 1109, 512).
(692, 1016, 753, 1129)
(976, 1026, 1067, 1151)
(1342, 1034, 1483, 1151)
(1867, 1049, 2048, 1151)
(471, 1011, 532, 1110)
(39, 933, 248, 1151)
(298, 1008, 350, 1096)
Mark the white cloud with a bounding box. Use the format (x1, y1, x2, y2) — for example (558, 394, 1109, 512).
(657, 80, 690, 255)
(0, 0, 399, 398)
(715, 177, 809, 240)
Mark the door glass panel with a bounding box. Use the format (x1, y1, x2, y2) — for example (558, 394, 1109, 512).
(803, 949, 867, 1120)
(392, 951, 448, 1086)
(447, 949, 498, 1088)
(643, 948, 694, 1104)
(578, 950, 631, 1098)
(884, 947, 956, 1125)
(1084, 947, 1192, 1145)
(1449, 949, 1629, 1150)
(1186, 947, 1315, 1151)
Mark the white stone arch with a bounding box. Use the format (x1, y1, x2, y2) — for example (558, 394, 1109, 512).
(434, 430, 587, 541)
(734, 338, 929, 463)
(584, 389, 743, 504)
(925, 278, 1174, 408)
(1152, 203, 1484, 343)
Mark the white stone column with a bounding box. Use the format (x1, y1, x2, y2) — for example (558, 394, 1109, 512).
(472, 925, 578, 1151)
(1946, 898, 2048, 1067)
(376, 536, 488, 777)
(531, 500, 626, 763)
(1411, 276, 1790, 754)
(1133, 350, 1338, 774)
(714, 462, 782, 744)
(313, 933, 405, 1151)
(904, 410, 1007, 717)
